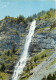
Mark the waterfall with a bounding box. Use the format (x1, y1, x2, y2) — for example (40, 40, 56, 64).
(12, 20, 36, 80)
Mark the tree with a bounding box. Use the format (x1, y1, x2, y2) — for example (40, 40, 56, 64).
(52, 74, 55, 80)
(50, 21, 56, 30)
(26, 66, 30, 72)
(47, 11, 51, 18)
(5, 16, 7, 19)
(34, 56, 37, 63)
(52, 21, 56, 28)
(42, 72, 56, 80)
(50, 8, 53, 11)
(26, 16, 33, 22)
(36, 57, 39, 60)
(45, 54, 47, 57)
(33, 14, 37, 18)
(7, 50, 10, 56)
(17, 15, 24, 24)
(47, 74, 52, 80)
(30, 65, 33, 70)
(12, 43, 16, 54)
(1, 64, 5, 72)
(41, 55, 44, 59)
(42, 76, 46, 80)
(38, 16, 41, 20)
(50, 24, 53, 30)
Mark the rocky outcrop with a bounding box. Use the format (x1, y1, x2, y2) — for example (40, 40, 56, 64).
(0, 16, 56, 80)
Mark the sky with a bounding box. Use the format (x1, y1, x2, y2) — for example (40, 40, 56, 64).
(0, 0, 56, 20)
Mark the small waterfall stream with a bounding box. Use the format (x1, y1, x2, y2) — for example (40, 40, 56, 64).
(12, 20, 36, 80)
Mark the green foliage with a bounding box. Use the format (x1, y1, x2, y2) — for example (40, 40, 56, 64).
(0, 64, 5, 72)
(42, 72, 56, 80)
(4, 16, 10, 19)
(15, 48, 21, 55)
(26, 17, 33, 22)
(42, 76, 46, 80)
(16, 15, 27, 28)
(12, 43, 16, 54)
(17, 15, 25, 24)
(4, 50, 13, 57)
(32, 14, 37, 18)
(14, 30, 19, 35)
(34, 56, 37, 63)
(0, 72, 9, 80)
(38, 16, 42, 20)
(47, 74, 52, 80)
(20, 34, 25, 37)
(36, 8, 55, 21)
(50, 21, 56, 30)
(41, 54, 47, 59)
(44, 9, 55, 20)
(6, 50, 10, 56)
(30, 65, 33, 70)
(26, 66, 30, 72)
(5, 16, 7, 19)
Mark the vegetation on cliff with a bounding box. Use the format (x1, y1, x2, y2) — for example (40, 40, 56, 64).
(42, 72, 56, 80)
(0, 8, 56, 80)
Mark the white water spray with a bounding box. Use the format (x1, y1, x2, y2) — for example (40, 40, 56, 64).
(12, 20, 36, 80)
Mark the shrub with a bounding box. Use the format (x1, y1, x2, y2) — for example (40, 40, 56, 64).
(5, 16, 7, 19)
(12, 43, 16, 54)
(42, 72, 56, 80)
(41, 55, 45, 59)
(0, 64, 5, 72)
(47, 74, 52, 80)
(50, 21, 56, 30)
(42, 76, 46, 80)
(26, 17, 33, 22)
(30, 65, 33, 70)
(34, 56, 37, 63)
(17, 15, 24, 24)
(26, 66, 30, 72)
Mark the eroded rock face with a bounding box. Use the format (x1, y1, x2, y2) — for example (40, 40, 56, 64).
(0, 17, 56, 55)
(28, 18, 56, 56)
(0, 17, 56, 79)
(0, 19, 28, 52)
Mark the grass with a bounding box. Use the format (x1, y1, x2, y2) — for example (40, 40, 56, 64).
(0, 48, 21, 80)
(29, 49, 54, 69)
(50, 58, 56, 66)
(16, 48, 21, 54)
(31, 49, 54, 62)
(5, 55, 18, 62)
(51, 27, 56, 31)
(20, 49, 54, 80)
(20, 77, 28, 80)
(37, 27, 50, 34)
(0, 48, 21, 63)
(20, 34, 25, 37)
(0, 72, 11, 80)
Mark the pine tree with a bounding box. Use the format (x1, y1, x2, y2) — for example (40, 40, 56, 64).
(1, 64, 5, 72)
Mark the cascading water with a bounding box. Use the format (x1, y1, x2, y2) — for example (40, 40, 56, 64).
(12, 20, 36, 80)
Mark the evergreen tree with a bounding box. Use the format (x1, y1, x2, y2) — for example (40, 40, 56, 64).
(47, 74, 52, 80)
(1, 64, 5, 72)
(12, 43, 16, 54)
(17, 15, 24, 24)
(42, 76, 46, 80)
(34, 56, 37, 63)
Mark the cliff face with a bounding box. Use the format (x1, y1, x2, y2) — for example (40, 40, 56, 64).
(0, 17, 28, 80)
(27, 18, 56, 80)
(29, 17, 56, 56)
(0, 18, 27, 53)
(0, 14, 56, 80)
